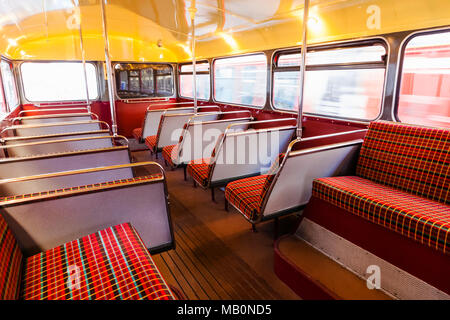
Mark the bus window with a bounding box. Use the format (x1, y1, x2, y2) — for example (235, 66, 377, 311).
(114, 63, 173, 99)
(214, 54, 267, 107)
(1, 60, 19, 110)
(273, 44, 386, 120)
(21, 62, 98, 102)
(0, 74, 6, 113)
(397, 30, 450, 128)
(180, 62, 210, 100)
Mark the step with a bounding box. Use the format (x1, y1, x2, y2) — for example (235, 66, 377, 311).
(274, 235, 391, 300)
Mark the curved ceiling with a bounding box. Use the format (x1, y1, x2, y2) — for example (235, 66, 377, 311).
(0, 0, 449, 62)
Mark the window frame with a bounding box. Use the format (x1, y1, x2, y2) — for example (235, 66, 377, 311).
(19, 60, 100, 104)
(1, 58, 19, 111)
(178, 60, 211, 101)
(393, 27, 450, 125)
(212, 52, 268, 109)
(113, 62, 175, 101)
(271, 38, 389, 121)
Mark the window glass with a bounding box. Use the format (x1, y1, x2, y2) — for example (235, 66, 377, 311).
(277, 45, 385, 67)
(0, 75, 6, 113)
(180, 62, 210, 100)
(273, 45, 386, 120)
(114, 63, 173, 99)
(21, 62, 97, 102)
(214, 54, 267, 107)
(398, 31, 450, 128)
(1, 60, 19, 109)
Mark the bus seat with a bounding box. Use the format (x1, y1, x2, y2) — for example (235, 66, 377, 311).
(135, 105, 220, 142)
(12, 112, 98, 125)
(136, 106, 196, 142)
(1, 130, 110, 146)
(1, 120, 109, 138)
(0, 164, 174, 256)
(0, 135, 125, 158)
(0, 146, 132, 197)
(310, 121, 450, 255)
(224, 129, 366, 225)
(225, 153, 285, 221)
(162, 114, 253, 168)
(0, 214, 174, 300)
(145, 111, 220, 154)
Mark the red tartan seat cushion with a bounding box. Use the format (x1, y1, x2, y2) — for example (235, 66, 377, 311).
(145, 135, 158, 151)
(225, 175, 268, 221)
(187, 158, 213, 187)
(21, 223, 175, 300)
(162, 144, 179, 167)
(132, 127, 143, 141)
(356, 121, 449, 204)
(0, 214, 23, 300)
(313, 176, 450, 255)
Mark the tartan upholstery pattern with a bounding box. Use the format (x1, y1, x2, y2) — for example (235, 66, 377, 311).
(0, 174, 163, 204)
(357, 121, 449, 204)
(132, 127, 143, 141)
(0, 214, 23, 300)
(187, 158, 213, 187)
(162, 144, 179, 167)
(225, 153, 286, 221)
(313, 176, 450, 254)
(21, 223, 175, 300)
(225, 175, 268, 221)
(145, 135, 158, 152)
(261, 153, 285, 200)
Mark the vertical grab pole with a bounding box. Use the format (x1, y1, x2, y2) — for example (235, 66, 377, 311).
(100, 0, 118, 136)
(188, 1, 198, 113)
(297, 0, 310, 138)
(74, 0, 91, 113)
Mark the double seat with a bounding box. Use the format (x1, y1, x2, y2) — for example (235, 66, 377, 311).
(0, 213, 175, 300)
(311, 121, 449, 255)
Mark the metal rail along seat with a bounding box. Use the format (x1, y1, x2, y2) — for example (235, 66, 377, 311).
(187, 118, 297, 202)
(144, 109, 221, 157)
(0, 120, 110, 138)
(0, 143, 132, 197)
(132, 102, 219, 142)
(278, 121, 449, 299)
(11, 112, 99, 125)
(1, 129, 111, 147)
(0, 135, 127, 158)
(224, 128, 368, 231)
(0, 162, 174, 257)
(161, 110, 253, 175)
(0, 209, 175, 300)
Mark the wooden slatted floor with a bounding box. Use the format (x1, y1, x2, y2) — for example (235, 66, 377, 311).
(153, 196, 283, 300)
(133, 148, 299, 300)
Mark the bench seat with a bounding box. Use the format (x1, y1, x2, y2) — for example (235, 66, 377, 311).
(0, 210, 175, 300)
(132, 127, 143, 142)
(313, 176, 450, 255)
(21, 222, 174, 300)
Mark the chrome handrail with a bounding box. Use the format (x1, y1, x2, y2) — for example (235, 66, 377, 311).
(0, 135, 128, 150)
(12, 112, 99, 124)
(1, 120, 110, 135)
(1, 130, 110, 144)
(0, 161, 164, 185)
(19, 107, 89, 117)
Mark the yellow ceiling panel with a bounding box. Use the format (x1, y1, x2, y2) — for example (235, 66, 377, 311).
(0, 0, 448, 62)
